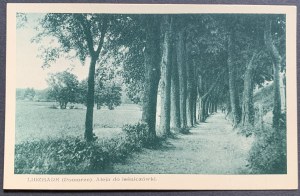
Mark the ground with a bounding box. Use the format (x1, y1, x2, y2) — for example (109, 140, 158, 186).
(15, 101, 141, 144)
(114, 113, 254, 174)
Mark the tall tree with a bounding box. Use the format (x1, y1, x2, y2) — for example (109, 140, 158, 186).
(227, 25, 242, 127)
(159, 15, 173, 136)
(47, 71, 79, 109)
(117, 16, 146, 105)
(232, 15, 267, 128)
(176, 26, 188, 132)
(186, 58, 197, 127)
(170, 41, 181, 130)
(142, 15, 161, 142)
(241, 51, 259, 126)
(36, 14, 109, 141)
(264, 16, 285, 130)
(77, 15, 108, 141)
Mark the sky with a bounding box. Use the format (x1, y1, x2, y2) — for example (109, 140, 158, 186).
(16, 13, 89, 90)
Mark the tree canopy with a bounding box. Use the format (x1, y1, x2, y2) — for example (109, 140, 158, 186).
(34, 13, 286, 143)
(47, 71, 79, 109)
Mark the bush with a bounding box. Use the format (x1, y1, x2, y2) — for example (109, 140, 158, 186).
(247, 125, 287, 174)
(15, 122, 151, 174)
(238, 125, 256, 137)
(122, 121, 150, 148)
(15, 137, 112, 174)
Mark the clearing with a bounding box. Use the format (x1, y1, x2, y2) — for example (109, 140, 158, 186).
(114, 112, 254, 174)
(15, 101, 141, 144)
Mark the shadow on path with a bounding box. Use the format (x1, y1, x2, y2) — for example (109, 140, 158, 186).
(113, 112, 254, 174)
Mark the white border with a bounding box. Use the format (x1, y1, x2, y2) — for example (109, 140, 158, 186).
(4, 3, 298, 190)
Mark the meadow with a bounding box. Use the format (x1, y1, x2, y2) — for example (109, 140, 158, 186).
(15, 101, 142, 144)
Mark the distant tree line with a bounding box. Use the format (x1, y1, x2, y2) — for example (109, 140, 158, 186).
(16, 88, 36, 101)
(17, 88, 49, 101)
(46, 70, 122, 110)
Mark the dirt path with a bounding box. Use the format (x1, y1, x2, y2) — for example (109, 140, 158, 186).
(113, 113, 254, 174)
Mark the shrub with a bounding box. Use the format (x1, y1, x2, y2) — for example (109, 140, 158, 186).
(15, 137, 112, 174)
(104, 135, 137, 163)
(247, 125, 287, 174)
(122, 121, 150, 148)
(238, 125, 256, 137)
(15, 122, 151, 174)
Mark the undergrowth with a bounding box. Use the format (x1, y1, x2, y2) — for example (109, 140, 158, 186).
(15, 121, 152, 174)
(240, 113, 287, 174)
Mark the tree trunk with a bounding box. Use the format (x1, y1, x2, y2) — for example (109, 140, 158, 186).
(59, 101, 63, 109)
(187, 59, 196, 127)
(241, 52, 257, 126)
(81, 15, 108, 142)
(142, 16, 161, 142)
(197, 75, 202, 121)
(186, 80, 193, 126)
(279, 72, 286, 112)
(209, 101, 213, 114)
(186, 95, 192, 127)
(226, 92, 231, 113)
(264, 17, 282, 130)
(170, 29, 181, 131)
(272, 60, 282, 129)
(204, 99, 209, 119)
(199, 98, 205, 122)
(214, 102, 217, 113)
(85, 56, 97, 141)
(258, 104, 264, 130)
(227, 29, 241, 127)
(159, 15, 173, 137)
(193, 98, 197, 124)
(176, 29, 188, 132)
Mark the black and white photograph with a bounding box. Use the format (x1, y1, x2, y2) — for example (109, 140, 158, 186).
(3, 3, 297, 190)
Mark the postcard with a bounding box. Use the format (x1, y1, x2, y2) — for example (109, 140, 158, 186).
(4, 3, 297, 190)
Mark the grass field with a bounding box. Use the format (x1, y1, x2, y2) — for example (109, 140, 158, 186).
(15, 101, 142, 144)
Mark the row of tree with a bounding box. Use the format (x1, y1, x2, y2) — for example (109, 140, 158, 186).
(35, 13, 286, 142)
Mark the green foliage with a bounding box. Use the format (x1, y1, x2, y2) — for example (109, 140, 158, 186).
(122, 121, 150, 148)
(24, 88, 36, 100)
(16, 13, 27, 28)
(14, 121, 150, 174)
(95, 83, 122, 110)
(247, 125, 286, 174)
(124, 81, 144, 104)
(15, 129, 146, 174)
(94, 68, 122, 110)
(76, 79, 88, 105)
(34, 89, 49, 102)
(35, 14, 107, 66)
(16, 88, 36, 101)
(240, 82, 286, 174)
(47, 71, 79, 109)
(15, 137, 110, 174)
(78, 78, 122, 110)
(109, 15, 146, 105)
(253, 83, 274, 114)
